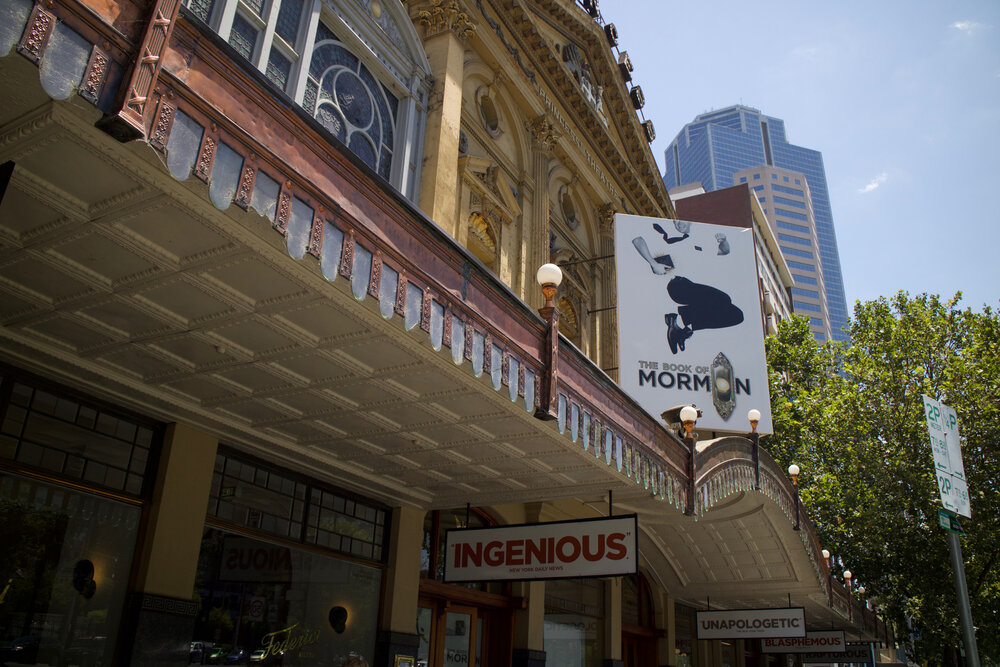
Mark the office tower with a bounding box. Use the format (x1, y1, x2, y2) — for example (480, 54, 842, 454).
(664, 105, 849, 341)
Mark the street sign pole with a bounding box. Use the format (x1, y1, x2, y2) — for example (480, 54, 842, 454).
(924, 396, 979, 667)
(948, 530, 980, 667)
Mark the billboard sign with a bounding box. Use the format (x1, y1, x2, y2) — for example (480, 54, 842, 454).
(443, 515, 637, 582)
(695, 608, 805, 639)
(761, 630, 846, 653)
(614, 214, 772, 433)
(922, 395, 971, 518)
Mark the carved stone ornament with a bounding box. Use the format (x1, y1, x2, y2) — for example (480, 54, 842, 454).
(598, 202, 616, 237)
(18, 3, 55, 64)
(526, 115, 559, 151)
(414, 0, 477, 43)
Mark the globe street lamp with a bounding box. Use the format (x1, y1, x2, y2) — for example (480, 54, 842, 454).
(748, 409, 761, 489)
(788, 463, 800, 531)
(681, 405, 698, 516)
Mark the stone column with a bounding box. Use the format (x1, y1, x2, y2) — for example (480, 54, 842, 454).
(411, 0, 476, 236)
(375, 505, 426, 667)
(655, 591, 677, 667)
(128, 422, 218, 664)
(597, 202, 617, 377)
(526, 115, 559, 310)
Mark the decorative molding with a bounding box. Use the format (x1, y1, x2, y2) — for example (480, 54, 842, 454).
(464, 319, 474, 361)
(148, 99, 175, 151)
(78, 45, 111, 105)
(598, 202, 616, 237)
(526, 115, 559, 151)
(17, 3, 55, 64)
(501, 348, 509, 385)
(420, 287, 432, 332)
(443, 308, 453, 348)
(517, 360, 525, 396)
(339, 229, 355, 278)
(414, 0, 477, 43)
(369, 250, 382, 298)
(117, 0, 184, 138)
(234, 159, 256, 210)
(483, 332, 492, 374)
(193, 132, 217, 182)
(274, 182, 292, 234)
(307, 210, 325, 258)
(394, 270, 407, 316)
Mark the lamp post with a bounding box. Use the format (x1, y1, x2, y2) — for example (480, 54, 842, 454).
(822, 549, 833, 605)
(681, 405, 698, 516)
(787, 463, 800, 531)
(844, 569, 853, 622)
(748, 409, 761, 489)
(534, 264, 562, 421)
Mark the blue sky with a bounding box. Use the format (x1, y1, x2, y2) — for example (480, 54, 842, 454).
(604, 0, 1000, 314)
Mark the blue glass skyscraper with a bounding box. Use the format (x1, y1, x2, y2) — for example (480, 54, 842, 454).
(663, 105, 849, 341)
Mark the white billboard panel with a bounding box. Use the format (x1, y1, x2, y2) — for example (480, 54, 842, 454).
(696, 608, 805, 639)
(614, 214, 772, 433)
(443, 515, 637, 582)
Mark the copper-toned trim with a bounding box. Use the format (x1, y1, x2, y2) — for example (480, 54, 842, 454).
(420, 287, 432, 333)
(369, 251, 382, 298)
(518, 361, 525, 396)
(148, 98, 175, 151)
(78, 44, 111, 105)
(116, 0, 184, 136)
(464, 320, 474, 361)
(394, 270, 407, 315)
(274, 182, 292, 234)
(307, 210, 325, 258)
(339, 229, 355, 278)
(483, 333, 492, 374)
(17, 3, 55, 64)
(501, 349, 510, 385)
(234, 158, 256, 210)
(193, 132, 217, 182)
(443, 308, 453, 348)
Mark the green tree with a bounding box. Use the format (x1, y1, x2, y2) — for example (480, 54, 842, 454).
(765, 293, 1000, 666)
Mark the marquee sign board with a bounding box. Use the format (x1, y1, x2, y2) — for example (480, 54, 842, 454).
(761, 630, 846, 653)
(695, 608, 805, 640)
(443, 515, 637, 582)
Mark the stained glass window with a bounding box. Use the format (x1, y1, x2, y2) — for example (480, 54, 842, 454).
(307, 28, 397, 180)
(228, 13, 258, 61)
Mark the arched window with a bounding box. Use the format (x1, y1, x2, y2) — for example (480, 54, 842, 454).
(306, 29, 396, 180)
(181, 0, 430, 199)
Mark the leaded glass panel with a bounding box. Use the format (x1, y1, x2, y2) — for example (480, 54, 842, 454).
(274, 0, 303, 43)
(228, 13, 258, 61)
(265, 47, 292, 90)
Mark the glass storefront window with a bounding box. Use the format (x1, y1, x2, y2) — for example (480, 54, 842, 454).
(675, 603, 695, 667)
(0, 472, 141, 666)
(190, 527, 381, 665)
(544, 578, 605, 667)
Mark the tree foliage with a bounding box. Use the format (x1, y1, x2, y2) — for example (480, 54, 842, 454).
(766, 293, 1000, 665)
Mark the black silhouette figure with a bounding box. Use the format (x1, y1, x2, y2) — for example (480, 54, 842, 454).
(664, 277, 744, 354)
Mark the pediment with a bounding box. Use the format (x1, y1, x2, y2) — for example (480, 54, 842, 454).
(459, 155, 521, 221)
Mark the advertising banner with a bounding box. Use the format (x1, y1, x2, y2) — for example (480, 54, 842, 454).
(614, 214, 772, 433)
(761, 630, 846, 653)
(695, 608, 806, 640)
(922, 395, 971, 518)
(443, 515, 637, 582)
(800, 642, 875, 664)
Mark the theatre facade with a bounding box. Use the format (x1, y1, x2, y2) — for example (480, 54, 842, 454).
(0, 0, 891, 665)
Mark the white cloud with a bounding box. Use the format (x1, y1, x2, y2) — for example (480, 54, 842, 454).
(952, 20, 985, 35)
(859, 172, 888, 194)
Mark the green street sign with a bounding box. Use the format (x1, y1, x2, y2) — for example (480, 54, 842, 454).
(938, 509, 964, 534)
